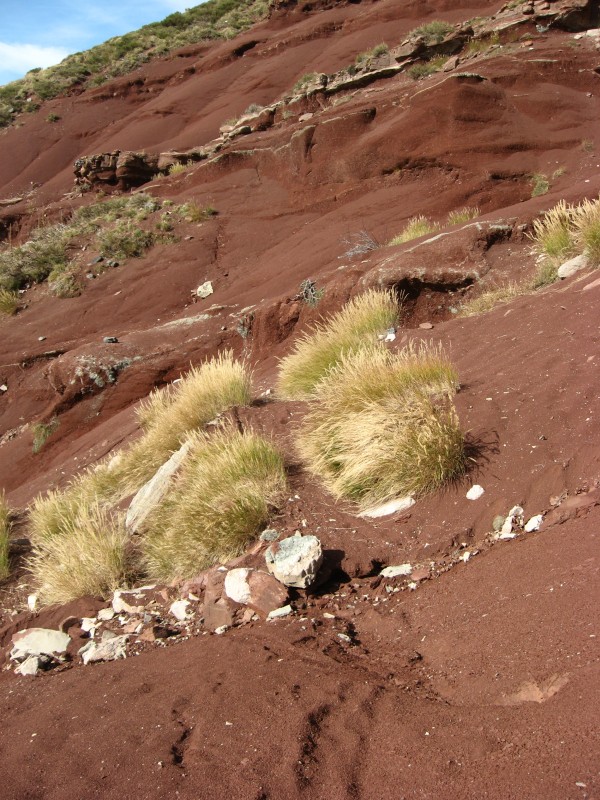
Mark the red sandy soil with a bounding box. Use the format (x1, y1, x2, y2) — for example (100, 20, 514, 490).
(0, 0, 599, 797)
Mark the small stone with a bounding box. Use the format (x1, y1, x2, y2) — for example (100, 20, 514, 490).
(265, 535, 323, 588)
(259, 528, 279, 542)
(15, 655, 41, 676)
(501, 505, 524, 535)
(196, 281, 213, 299)
(38, 336, 46, 342)
(106, 259, 119, 268)
(460, 551, 471, 563)
(267, 604, 292, 620)
(524, 514, 543, 532)
(557, 253, 588, 279)
(380, 564, 412, 578)
(337, 633, 351, 643)
(214, 625, 228, 635)
(419, 322, 434, 329)
(169, 599, 190, 621)
(492, 515, 505, 532)
(81, 617, 96, 634)
(359, 496, 415, 518)
(97, 607, 115, 621)
(224, 569, 252, 605)
(89, 255, 104, 266)
(0, 384, 7, 392)
(103, 336, 119, 344)
(27, 594, 38, 613)
(466, 484, 485, 500)
(323, 612, 336, 619)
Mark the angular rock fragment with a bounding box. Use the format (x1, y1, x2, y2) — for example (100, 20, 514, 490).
(265, 535, 323, 588)
(11, 628, 71, 661)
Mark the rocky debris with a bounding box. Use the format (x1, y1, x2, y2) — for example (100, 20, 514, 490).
(380, 564, 412, 579)
(524, 514, 544, 532)
(267, 604, 292, 621)
(169, 599, 190, 621)
(224, 568, 288, 616)
(259, 528, 279, 542)
(196, 281, 214, 299)
(15, 656, 42, 676)
(112, 586, 159, 614)
(11, 628, 71, 660)
(80, 633, 128, 665)
(557, 253, 588, 279)
(126, 441, 192, 533)
(265, 534, 323, 588)
(74, 150, 160, 189)
(359, 496, 415, 518)
(466, 484, 485, 500)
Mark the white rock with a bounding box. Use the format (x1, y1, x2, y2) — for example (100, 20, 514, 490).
(0, 384, 7, 392)
(267, 604, 292, 620)
(80, 635, 128, 665)
(224, 568, 252, 605)
(359, 496, 415, 518)
(380, 564, 412, 578)
(461, 551, 471, 563)
(466, 484, 485, 500)
(524, 514, 543, 532)
(557, 253, 588, 279)
(80, 617, 96, 634)
(112, 587, 155, 615)
(97, 607, 115, 622)
(196, 281, 213, 299)
(15, 656, 41, 676)
(126, 441, 191, 533)
(265, 535, 323, 588)
(27, 594, 38, 613)
(501, 505, 524, 535)
(169, 599, 190, 621)
(11, 628, 71, 661)
(214, 625, 228, 635)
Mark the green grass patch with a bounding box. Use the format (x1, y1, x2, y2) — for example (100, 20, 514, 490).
(389, 216, 439, 245)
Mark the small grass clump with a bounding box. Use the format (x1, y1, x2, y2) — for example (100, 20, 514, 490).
(407, 56, 447, 80)
(530, 172, 550, 197)
(97, 222, 155, 259)
(447, 206, 480, 225)
(31, 418, 60, 453)
(0, 288, 20, 315)
(572, 197, 600, 267)
(296, 343, 464, 509)
(458, 282, 523, 316)
(531, 200, 575, 261)
(142, 426, 286, 582)
(0, 223, 72, 291)
(177, 201, 217, 223)
(28, 499, 130, 604)
(168, 162, 188, 176)
(0, 492, 11, 581)
(277, 289, 398, 401)
(410, 20, 454, 44)
(293, 72, 318, 92)
(389, 216, 439, 245)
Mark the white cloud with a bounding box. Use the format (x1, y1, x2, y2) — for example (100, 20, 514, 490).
(0, 42, 69, 76)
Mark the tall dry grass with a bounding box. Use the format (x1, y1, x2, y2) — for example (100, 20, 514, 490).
(142, 426, 286, 582)
(0, 492, 11, 581)
(297, 343, 465, 509)
(277, 289, 398, 400)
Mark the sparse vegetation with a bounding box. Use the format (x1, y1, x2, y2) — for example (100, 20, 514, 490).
(32, 418, 60, 454)
(458, 282, 522, 316)
(341, 230, 381, 258)
(389, 216, 439, 245)
(465, 31, 500, 56)
(142, 426, 286, 581)
(0, 288, 20, 315)
(0, 493, 11, 581)
(447, 206, 480, 225)
(530, 172, 550, 197)
(293, 72, 318, 92)
(46, 113, 60, 123)
(298, 278, 324, 308)
(355, 43, 389, 66)
(296, 343, 465, 509)
(0, 0, 271, 128)
(176, 201, 218, 223)
(410, 20, 454, 44)
(531, 199, 574, 261)
(572, 197, 600, 267)
(277, 290, 398, 401)
(97, 222, 156, 259)
(28, 500, 131, 604)
(168, 162, 188, 176)
(407, 56, 447, 80)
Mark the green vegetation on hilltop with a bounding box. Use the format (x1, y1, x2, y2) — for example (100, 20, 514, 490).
(0, 0, 270, 128)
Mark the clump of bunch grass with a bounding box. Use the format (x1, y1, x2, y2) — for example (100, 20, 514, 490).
(296, 343, 465, 509)
(0, 492, 11, 581)
(276, 289, 398, 400)
(531, 200, 574, 261)
(142, 426, 286, 582)
(458, 282, 523, 316)
(530, 173, 550, 197)
(407, 56, 446, 80)
(169, 162, 188, 176)
(447, 206, 480, 225)
(0, 223, 73, 291)
(0, 288, 19, 315)
(410, 20, 454, 44)
(28, 499, 130, 604)
(97, 222, 155, 259)
(389, 216, 439, 245)
(31, 418, 60, 453)
(572, 197, 600, 266)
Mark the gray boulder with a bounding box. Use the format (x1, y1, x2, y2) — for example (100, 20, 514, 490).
(265, 534, 323, 589)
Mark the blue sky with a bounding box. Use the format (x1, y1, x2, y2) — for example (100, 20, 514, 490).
(0, 0, 199, 85)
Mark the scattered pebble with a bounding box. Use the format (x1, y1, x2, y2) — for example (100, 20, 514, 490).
(267, 604, 292, 620)
(466, 484, 485, 500)
(380, 564, 412, 578)
(524, 514, 543, 532)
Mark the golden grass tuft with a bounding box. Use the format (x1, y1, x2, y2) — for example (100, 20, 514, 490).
(389, 216, 439, 245)
(296, 343, 465, 509)
(277, 290, 398, 400)
(572, 196, 600, 266)
(0, 492, 11, 581)
(0, 288, 19, 316)
(142, 426, 287, 582)
(447, 206, 480, 225)
(531, 200, 575, 262)
(28, 499, 130, 604)
(458, 282, 524, 316)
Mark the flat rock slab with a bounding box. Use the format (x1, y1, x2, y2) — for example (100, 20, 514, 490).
(11, 628, 71, 660)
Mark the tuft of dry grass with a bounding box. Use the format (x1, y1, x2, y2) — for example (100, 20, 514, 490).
(389, 216, 439, 245)
(142, 426, 286, 582)
(458, 282, 523, 316)
(0, 288, 19, 315)
(0, 492, 11, 581)
(276, 290, 398, 400)
(28, 499, 130, 604)
(296, 343, 464, 509)
(447, 206, 480, 225)
(572, 197, 600, 267)
(531, 200, 575, 262)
